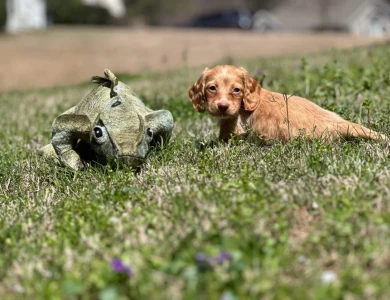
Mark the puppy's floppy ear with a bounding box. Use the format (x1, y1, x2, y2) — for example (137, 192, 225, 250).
(240, 67, 262, 111)
(188, 68, 209, 113)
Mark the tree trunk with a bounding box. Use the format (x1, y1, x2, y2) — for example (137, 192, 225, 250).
(6, 0, 47, 33)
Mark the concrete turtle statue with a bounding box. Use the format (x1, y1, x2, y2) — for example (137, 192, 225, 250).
(39, 69, 174, 170)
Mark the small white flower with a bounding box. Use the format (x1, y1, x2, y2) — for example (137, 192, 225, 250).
(321, 270, 337, 284)
(109, 216, 120, 224)
(312, 201, 319, 209)
(297, 255, 310, 264)
(43, 270, 52, 278)
(14, 284, 24, 293)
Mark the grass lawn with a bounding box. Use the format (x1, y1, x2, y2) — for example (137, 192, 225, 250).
(1, 43, 390, 299)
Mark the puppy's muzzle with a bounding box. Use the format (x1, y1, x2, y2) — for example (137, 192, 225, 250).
(217, 102, 230, 113)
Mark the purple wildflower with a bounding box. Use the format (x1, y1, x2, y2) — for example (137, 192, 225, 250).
(252, 67, 264, 78)
(214, 251, 233, 265)
(196, 251, 233, 267)
(195, 252, 208, 265)
(111, 258, 134, 277)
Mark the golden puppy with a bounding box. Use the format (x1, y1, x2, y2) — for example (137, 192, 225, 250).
(188, 65, 387, 142)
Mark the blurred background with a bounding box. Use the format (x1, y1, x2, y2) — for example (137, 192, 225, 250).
(1, 0, 389, 91)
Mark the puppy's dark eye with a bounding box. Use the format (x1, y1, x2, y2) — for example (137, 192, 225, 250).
(146, 128, 153, 137)
(94, 127, 103, 138)
(233, 88, 241, 93)
(208, 85, 217, 92)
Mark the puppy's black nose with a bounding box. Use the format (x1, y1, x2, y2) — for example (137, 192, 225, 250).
(218, 103, 229, 113)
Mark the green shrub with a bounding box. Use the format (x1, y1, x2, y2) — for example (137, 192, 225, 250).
(47, 0, 113, 25)
(0, 0, 6, 28)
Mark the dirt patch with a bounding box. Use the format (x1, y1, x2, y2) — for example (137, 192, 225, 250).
(289, 207, 319, 249)
(0, 26, 387, 92)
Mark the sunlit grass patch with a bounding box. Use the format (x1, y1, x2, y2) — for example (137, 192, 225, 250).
(1, 43, 390, 299)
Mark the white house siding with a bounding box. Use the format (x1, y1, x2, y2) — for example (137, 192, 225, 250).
(252, 0, 390, 36)
(347, 3, 390, 36)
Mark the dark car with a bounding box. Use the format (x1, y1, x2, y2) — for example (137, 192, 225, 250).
(186, 10, 252, 29)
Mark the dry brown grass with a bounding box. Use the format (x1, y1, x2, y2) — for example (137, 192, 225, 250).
(0, 26, 387, 92)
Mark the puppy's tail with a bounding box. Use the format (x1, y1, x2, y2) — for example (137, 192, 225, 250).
(334, 120, 388, 142)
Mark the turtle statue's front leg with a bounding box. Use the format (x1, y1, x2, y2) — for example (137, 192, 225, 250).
(38, 106, 77, 166)
(51, 114, 92, 171)
(38, 143, 61, 165)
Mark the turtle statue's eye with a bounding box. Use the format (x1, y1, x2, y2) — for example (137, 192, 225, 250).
(93, 125, 109, 144)
(94, 127, 103, 138)
(146, 128, 153, 137)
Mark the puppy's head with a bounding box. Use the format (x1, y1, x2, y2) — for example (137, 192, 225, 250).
(188, 65, 261, 118)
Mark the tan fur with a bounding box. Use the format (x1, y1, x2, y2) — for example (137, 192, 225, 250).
(188, 65, 387, 143)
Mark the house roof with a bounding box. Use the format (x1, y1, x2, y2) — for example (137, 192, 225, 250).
(269, 0, 387, 30)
